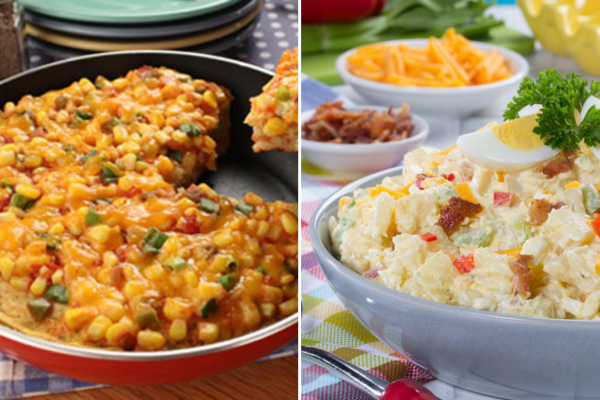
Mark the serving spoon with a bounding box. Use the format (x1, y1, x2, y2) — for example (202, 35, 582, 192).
(301, 346, 440, 400)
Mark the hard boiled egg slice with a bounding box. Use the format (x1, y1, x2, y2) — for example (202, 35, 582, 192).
(457, 114, 559, 172)
(581, 95, 600, 158)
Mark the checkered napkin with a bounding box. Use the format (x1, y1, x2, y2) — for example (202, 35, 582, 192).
(300, 77, 435, 400)
(0, 338, 297, 398)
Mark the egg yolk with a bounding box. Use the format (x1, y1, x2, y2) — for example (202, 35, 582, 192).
(492, 114, 545, 150)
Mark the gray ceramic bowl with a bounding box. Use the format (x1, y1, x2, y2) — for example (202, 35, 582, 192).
(310, 165, 600, 400)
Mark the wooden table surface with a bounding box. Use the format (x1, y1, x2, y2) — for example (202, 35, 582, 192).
(33, 356, 297, 400)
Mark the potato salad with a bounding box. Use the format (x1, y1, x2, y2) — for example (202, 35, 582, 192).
(330, 143, 600, 320)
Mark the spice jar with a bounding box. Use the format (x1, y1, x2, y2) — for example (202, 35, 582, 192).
(0, 0, 25, 81)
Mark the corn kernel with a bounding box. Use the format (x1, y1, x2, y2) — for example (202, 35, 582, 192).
(198, 322, 219, 344)
(113, 78, 128, 91)
(24, 154, 43, 168)
(51, 269, 64, 285)
(113, 126, 129, 144)
(120, 153, 137, 171)
(281, 273, 295, 285)
(99, 299, 125, 322)
(87, 315, 112, 341)
(87, 224, 111, 244)
(169, 319, 187, 341)
(156, 156, 174, 176)
(0, 257, 14, 280)
(163, 297, 193, 320)
(264, 117, 286, 136)
(10, 276, 30, 290)
(257, 221, 269, 237)
(278, 298, 298, 317)
(260, 303, 276, 319)
(64, 307, 98, 331)
(280, 212, 298, 234)
(118, 175, 134, 192)
(123, 281, 146, 300)
(45, 194, 65, 208)
(0, 149, 15, 167)
(172, 129, 188, 144)
(29, 276, 47, 296)
(213, 230, 233, 247)
(16, 184, 41, 200)
(137, 330, 165, 350)
(197, 281, 225, 302)
(105, 321, 133, 346)
(202, 90, 218, 109)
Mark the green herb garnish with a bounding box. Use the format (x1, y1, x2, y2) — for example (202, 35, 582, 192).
(200, 198, 220, 214)
(166, 149, 183, 163)
(235, 202, 254, 216)
(142, 227, 168, 255)
(201, 298, 217, 319)
(44, 284, 69, 304)
(503, 69, 600, 152)
(164, 256, 187, 271)
(75, 109, 93, 121)
(179, 122, 202, 137)
(85, 208, 102, 226)
(218, 273, 237, 291)
(9, 193, 36, 210)
(81, 149, 99, 163)
(101, 163, 121, 183)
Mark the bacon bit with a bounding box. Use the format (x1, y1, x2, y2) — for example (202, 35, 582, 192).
(0, 194, 10, 212)
(493, 192, 514, 208)
(419, 232, 438, 242)
(539, 157, 573, 178)
(110, 265, 126, 289)
(178, 214, 200, 234)
(528, 199, 565, 226)
(184, 184, 211, 203)
(437, 197, 483, 235)
(453, 254, 475, 274)
(115, 247, 127, 263)
(509, 254, 534, 297)
(364, 269, 380, 279)
(117, 186, 142, 198)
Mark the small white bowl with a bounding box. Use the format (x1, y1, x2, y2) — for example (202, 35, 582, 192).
(336, 39, 529, 117)
(301, 104, 429, 177)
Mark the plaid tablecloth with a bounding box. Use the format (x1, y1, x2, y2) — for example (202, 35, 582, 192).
(300, 76, 435, 399)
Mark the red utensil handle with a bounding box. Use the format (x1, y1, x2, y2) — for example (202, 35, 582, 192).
(380, 379, 441, 400)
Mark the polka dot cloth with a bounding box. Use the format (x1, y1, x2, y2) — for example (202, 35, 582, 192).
(27, 0, 297, 72)
(222, 0, 297, 70)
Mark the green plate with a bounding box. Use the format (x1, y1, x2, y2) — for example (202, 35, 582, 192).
(19, 0, 242, 24)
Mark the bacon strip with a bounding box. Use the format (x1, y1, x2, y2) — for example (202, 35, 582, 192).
(539, 157, 573, 178)
(528, 199, 565, 226)
(509, 254, 534, 297)
(437, 197, 482, 235)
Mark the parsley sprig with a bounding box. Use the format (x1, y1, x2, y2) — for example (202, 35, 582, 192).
(503, 69, 600, 152)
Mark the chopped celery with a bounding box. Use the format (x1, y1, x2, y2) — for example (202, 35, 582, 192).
(582, 184, 600, 215)
(514, 220, 534, 245)
(454, 225, 495, 248)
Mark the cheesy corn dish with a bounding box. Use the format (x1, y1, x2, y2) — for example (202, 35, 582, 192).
(246, 48, 298, 153)
(0, 66, 298, 351)
(331, 145, 600, 320)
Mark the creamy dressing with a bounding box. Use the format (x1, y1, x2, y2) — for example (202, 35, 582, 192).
(331, 146, 600, 319)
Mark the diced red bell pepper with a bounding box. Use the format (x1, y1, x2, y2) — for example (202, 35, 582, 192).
(453, 254, 475, 274)
(419, 233, 437, 242)
(592, 214, 600, 238)
(493, 191, 514, 208)
(302, 0, 378, 24)
(447, 173, 455, 182)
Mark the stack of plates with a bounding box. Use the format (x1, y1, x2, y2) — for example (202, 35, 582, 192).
(23, 0, 262, 58)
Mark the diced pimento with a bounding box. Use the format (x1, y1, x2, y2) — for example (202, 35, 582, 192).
(419, 232, 438, 242)
(447, 173, 455, 181)
(493, 191, 514, 208)
(592, 214, 600, 238)
(453, 254, 475, 274)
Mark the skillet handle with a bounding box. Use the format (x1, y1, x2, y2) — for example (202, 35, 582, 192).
(301, 345, 387, 399)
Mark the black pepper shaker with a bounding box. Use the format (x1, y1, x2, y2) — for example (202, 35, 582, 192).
(0, 0, 25, 81)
